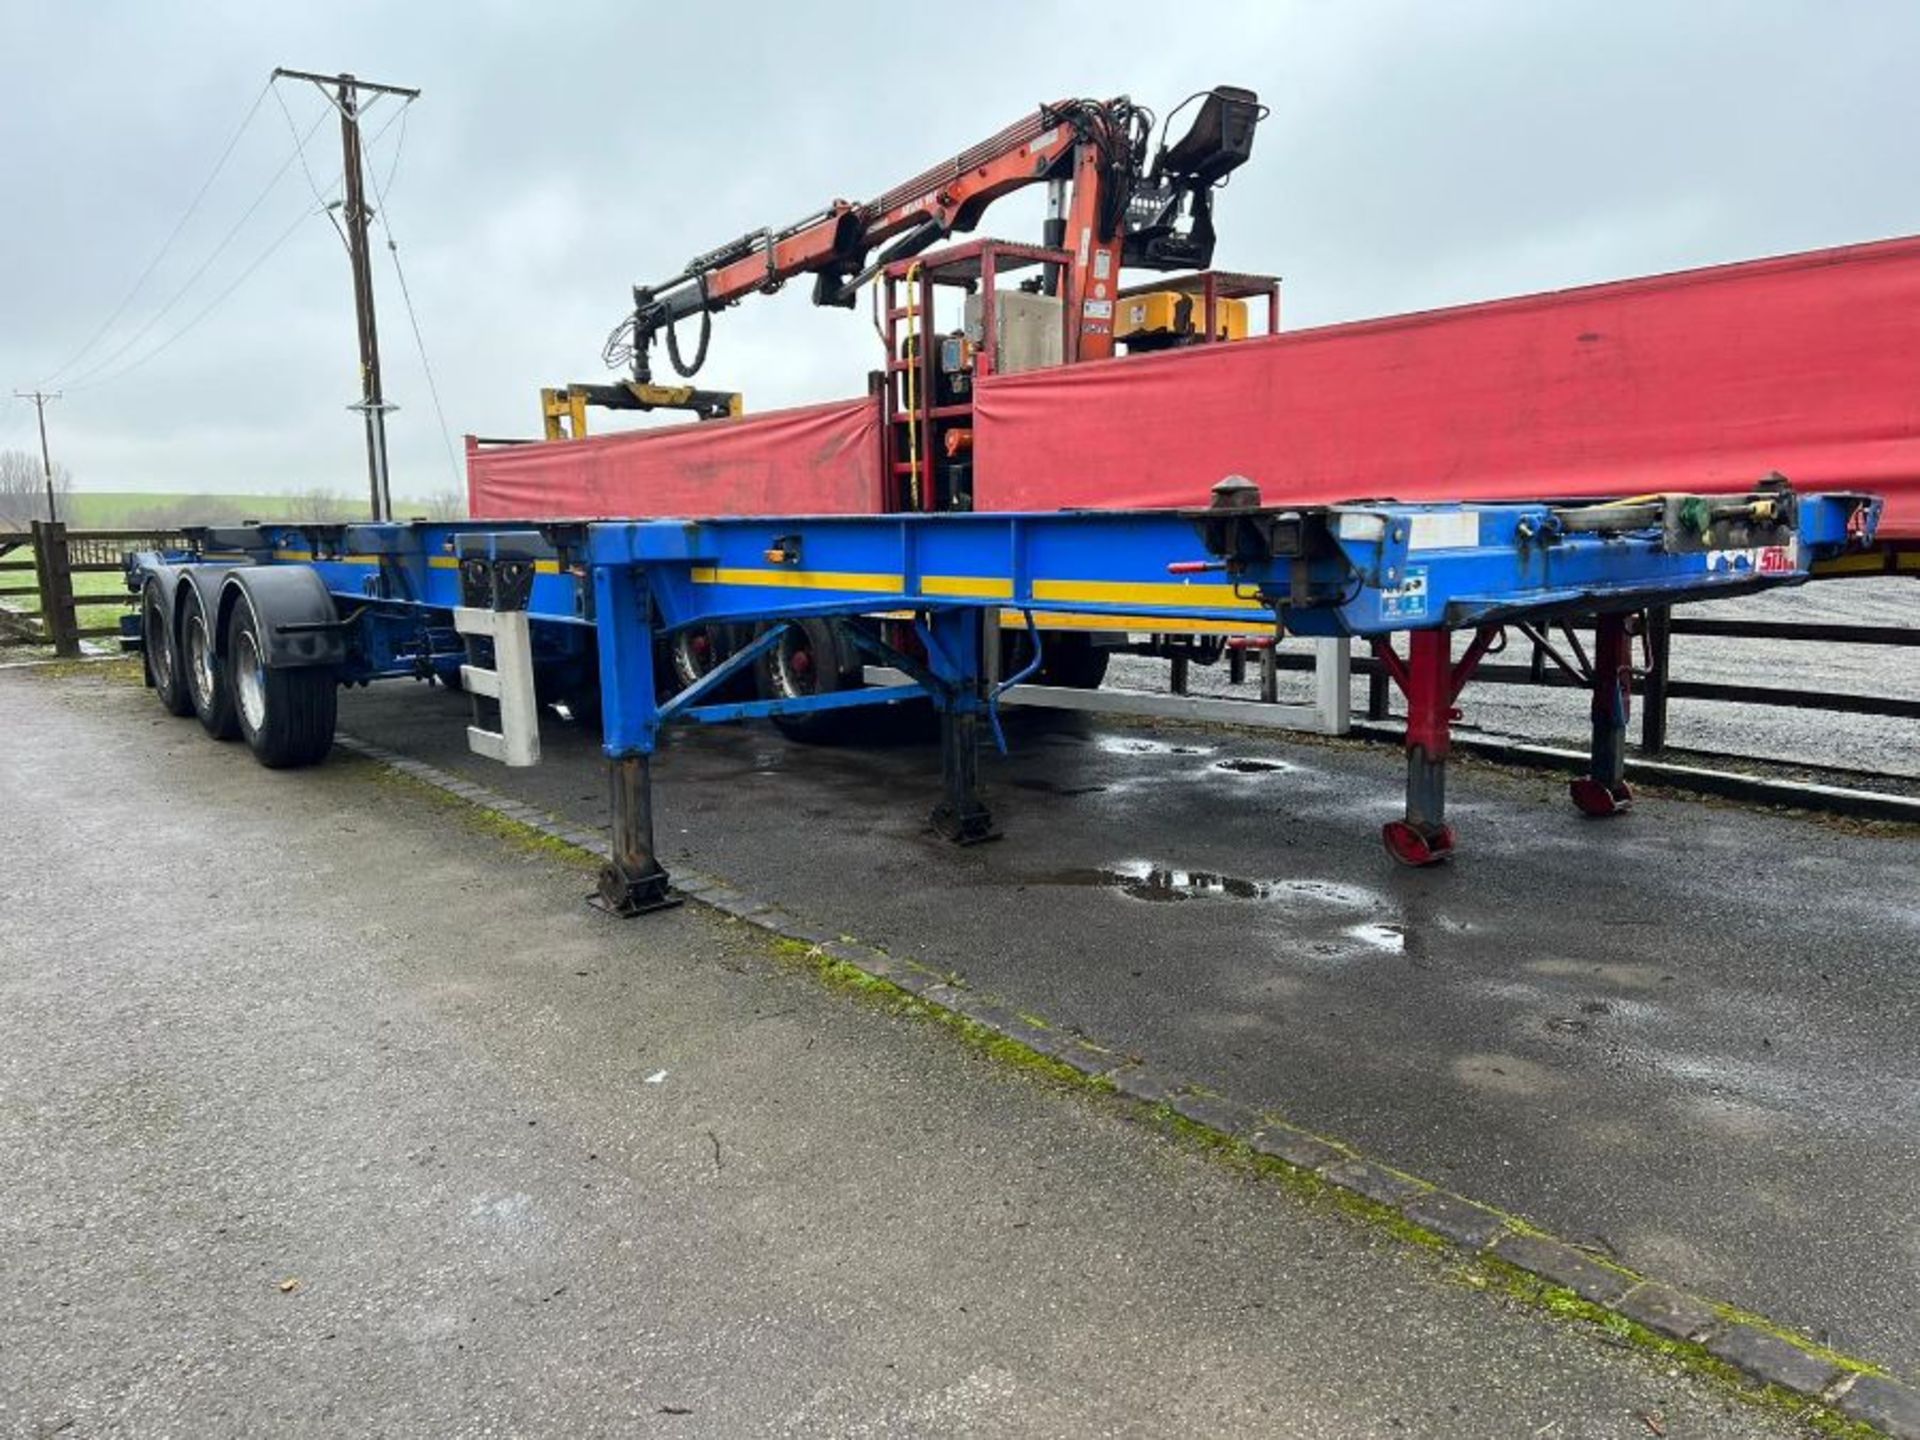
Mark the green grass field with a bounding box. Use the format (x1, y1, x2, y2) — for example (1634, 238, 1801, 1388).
(60, 492, 379, 527)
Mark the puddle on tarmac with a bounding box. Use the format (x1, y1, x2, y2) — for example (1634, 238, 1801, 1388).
(1093, 736, 1215, 758)
(1344, 922, 1407, 953)
(1039, 861, 1380, 908)
(1037, 863, 1273, 902)
(1212, 758, 1294, 775)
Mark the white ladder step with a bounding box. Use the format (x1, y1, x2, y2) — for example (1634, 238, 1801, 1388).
(453, 605, 541, 767)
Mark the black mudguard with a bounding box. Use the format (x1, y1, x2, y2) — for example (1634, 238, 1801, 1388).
(215, 566, 344, 668)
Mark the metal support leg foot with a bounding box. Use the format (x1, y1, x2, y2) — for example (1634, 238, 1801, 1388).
(1381, 629, 1457, 866)
(930, 710, 998, 845)
(1571, 613, 1634, 818)
(1383, 745, 1455, 866)
(593, 753, 682, 915)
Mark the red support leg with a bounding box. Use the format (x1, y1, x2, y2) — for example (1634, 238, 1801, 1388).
(1381, 628, 1458, 867)
(1570, 612, 1635, 817)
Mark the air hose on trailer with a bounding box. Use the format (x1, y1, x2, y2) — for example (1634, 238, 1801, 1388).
(986, 610, 1045, 755)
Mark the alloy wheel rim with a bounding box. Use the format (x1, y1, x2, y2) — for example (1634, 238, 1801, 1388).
(187, 613, 214, 706)
(235, 629, 267, 731)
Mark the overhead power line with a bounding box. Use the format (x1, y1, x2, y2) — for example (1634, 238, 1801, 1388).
(37, 80, 274, 389)
(364, 112, 461, 490)
(58, 100, 334, 392)
(272, 78, 352, 251)
(66, 101, 410, 397)
(65, 203, 323, 394)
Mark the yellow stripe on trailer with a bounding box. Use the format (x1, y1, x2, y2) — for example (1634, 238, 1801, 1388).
(923, 574, 1016, 599)
(1017, 610, 1277, 635)
(689, 565, 904, 592)
(688, 566, 1261, 615)
(1030, 577, 1260, 610)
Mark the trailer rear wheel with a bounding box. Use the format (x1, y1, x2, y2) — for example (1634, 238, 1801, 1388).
(669, 624, 753, 701)
(183, 587, 238, 739)
(759, 619, 863, 742)
(141, 582, 194, 717)
(227, 594, 337, 768)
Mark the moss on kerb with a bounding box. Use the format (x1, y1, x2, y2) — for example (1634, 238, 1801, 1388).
(1709, 1301, 1886, 1379)
(1475, 1259, 1881, 1439)
(363, 763, 599, 871)
(783, 941, 1108, 1091)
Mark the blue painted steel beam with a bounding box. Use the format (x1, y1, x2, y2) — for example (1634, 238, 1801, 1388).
(586, 493, 1880, 638)
(154, 492, 1883, 765)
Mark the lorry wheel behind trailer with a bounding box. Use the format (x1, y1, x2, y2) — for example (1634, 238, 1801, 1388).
(182, 586, 239, 740)
(1003, 629, 1110, 690)
(669, 624, 754, 700)
(141, 580, 194, 718)
(758, 618, 865, 742)
(226, 593, 337, 769)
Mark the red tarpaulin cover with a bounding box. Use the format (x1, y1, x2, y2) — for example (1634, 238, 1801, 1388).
(973, 235, 1920, 540)
(467, 395, 883, 520)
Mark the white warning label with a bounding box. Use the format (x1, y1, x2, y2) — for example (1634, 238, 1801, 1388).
(1379, 567, 1430, 621)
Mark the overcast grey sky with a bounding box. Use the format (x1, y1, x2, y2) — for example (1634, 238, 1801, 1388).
(3, 1, 1918, 499)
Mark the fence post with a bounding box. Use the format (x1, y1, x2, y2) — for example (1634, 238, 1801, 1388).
(1641, 605, 1671, 755)
(30, 520, 80, 658)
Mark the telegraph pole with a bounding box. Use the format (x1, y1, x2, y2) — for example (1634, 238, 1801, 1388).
(12, 390, 62, 522)
(273, 67, 420, 521)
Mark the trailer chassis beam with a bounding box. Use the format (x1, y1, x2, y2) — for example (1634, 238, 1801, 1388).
(131, 486, 1882, 910)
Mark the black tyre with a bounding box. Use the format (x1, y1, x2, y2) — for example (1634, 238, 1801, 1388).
(756, 618, 865, 742)
(182, 586, 238, 739)
(141, 581, 194, 717)
(668, 623, 754, 700)
(227, 592, 337, 768)
(669, 625, 720, 690)
(1003, 629, 1110, 690)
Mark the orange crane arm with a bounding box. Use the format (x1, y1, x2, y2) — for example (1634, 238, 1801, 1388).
(606, 88, 1261, 380)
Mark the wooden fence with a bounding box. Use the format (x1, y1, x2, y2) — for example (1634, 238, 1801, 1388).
(0, 522, 188, 658)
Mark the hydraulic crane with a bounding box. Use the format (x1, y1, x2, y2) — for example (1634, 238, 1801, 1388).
(545, 86, 1264, 435)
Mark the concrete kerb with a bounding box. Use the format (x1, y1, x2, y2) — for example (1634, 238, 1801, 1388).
(332, 730, 1919, 1439)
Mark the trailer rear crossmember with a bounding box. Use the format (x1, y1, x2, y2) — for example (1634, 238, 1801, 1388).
(121, 480, 1880, 913)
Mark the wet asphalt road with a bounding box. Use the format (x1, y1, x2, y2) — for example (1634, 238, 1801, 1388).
(332, 677, 1920, 1376)
(0, 669, 1828, 1439)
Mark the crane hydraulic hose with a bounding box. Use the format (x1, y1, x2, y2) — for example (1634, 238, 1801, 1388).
(663, 274, 713, 378)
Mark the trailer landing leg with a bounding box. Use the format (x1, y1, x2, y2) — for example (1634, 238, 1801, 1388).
(930, 710, 998, 844)
(923, 610, 998, 845)
(1570, 612, 1635, 818)
(594, 754, 681, 915)
(1373, 626, 1500, 867)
